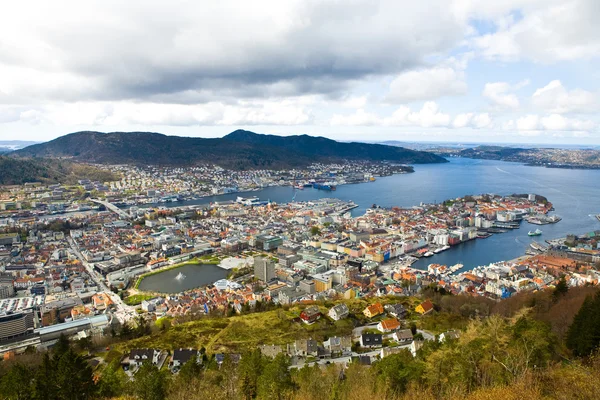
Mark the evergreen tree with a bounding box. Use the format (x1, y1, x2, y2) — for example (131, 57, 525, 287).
(257, 354, 293, 400)
(176, 358, 203, 385)
(566, 293, 600, 356)
(372, 349, 424, 395)
(238, 349, 264, 400)
(54, 349, 96, 400)
(97, 360, 128, 399)
(32, 353, 58, 400)
(52, 334, 71, 358)
(0, 363, 34, 400)
(133, 362, 168, 400)
(553, 277, 569, 301)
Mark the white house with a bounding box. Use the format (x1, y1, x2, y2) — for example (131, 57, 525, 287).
(128, 349, 161, 368)
(328, 303, 349, 321)
(393, 329, 414, 344)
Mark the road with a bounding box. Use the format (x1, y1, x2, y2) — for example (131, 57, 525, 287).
(67, 236, 137, 323)
(352, 323, 379, 339)
(90, 198, 131, 220)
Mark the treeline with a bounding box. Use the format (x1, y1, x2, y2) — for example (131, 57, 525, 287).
(0, 336, 98, 400)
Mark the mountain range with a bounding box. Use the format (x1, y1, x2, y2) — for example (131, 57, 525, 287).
(13, 130, 447, 169)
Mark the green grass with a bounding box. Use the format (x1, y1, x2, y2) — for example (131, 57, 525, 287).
(123, 294, 155, 306)
(113, 296, 426, 354)
(114, 305, 358, 354)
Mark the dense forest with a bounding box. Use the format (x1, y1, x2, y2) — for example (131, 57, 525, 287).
(2, 286, 600, 399)
(0, 156, 118, 185)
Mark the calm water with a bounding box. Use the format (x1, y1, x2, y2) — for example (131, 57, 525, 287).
(144, 158, 600, 271)
(138, 263, 228, 293)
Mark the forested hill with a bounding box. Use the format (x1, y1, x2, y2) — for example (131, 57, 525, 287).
(13, 130, 447, 169)
(0, 156, 117, 185)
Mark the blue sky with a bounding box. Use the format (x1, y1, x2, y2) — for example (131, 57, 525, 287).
(0, 0, 599, 144)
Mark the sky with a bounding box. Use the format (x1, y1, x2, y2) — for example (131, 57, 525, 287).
(0, 0, 599, 145)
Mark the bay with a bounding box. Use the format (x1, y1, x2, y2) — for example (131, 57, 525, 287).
(144, 158, 600, 271)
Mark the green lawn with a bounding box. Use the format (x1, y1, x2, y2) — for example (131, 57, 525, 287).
(123, 294, 155, 306)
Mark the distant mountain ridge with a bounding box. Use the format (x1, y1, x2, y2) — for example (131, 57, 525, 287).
(14, 130, 447, 169)
(0, 140, 39, 152)
(433, 145, 600, 169)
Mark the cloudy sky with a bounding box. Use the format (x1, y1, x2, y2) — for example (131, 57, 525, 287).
(1, 0, 599, 144)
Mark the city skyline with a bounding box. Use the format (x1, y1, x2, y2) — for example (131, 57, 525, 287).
(0, 0, 599, 144)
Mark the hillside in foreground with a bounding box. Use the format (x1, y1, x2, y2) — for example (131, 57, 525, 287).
(3, 286, 600, 399)
(13, 130, 448, 169)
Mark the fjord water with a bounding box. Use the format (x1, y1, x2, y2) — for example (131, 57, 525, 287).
(160, 158, 600, 271)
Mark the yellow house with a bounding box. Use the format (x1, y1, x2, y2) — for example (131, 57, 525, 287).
(363, 303, 384, 318)
(415, 300, 434, 315)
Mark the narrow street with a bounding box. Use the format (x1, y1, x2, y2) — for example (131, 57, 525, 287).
(67, 236, 136, 323)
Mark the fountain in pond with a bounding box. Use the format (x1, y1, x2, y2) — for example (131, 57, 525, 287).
(175, 272, 186, 281)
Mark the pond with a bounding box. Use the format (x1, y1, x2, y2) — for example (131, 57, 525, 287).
(137, 263, 228, 293)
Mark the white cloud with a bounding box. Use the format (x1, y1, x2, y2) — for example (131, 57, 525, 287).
(404, 102, 452, 127)
(332, 102, 455, 128)
(507, 113, 597, 131)
(219, 100, 313, 126)
(386, 65, 467, 103)
(532, 80, 597, 114)
(0, 0, 470, 103)
(15, 99, 313, 128)
(330, 109, 380, 127)
(339, 96, 368, 109)
(473, 0, 600, 62)
(516, 115, 540, 131)
(0, 0, 599, 144)
(482, 81, 527, 109)
(452, 113, 492, 128)
(540, 114, 568, 131)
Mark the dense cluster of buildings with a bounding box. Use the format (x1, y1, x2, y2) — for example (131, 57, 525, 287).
(2, 172, 599, 357)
